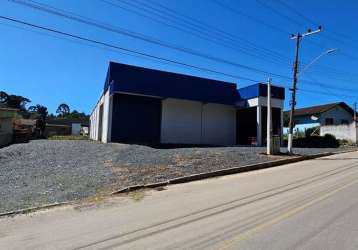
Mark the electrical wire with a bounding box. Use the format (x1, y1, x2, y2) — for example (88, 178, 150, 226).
(260, 0, 358, 63)
(102, 0, 290, 65)
(1, 2, 358, 97)
(212, 0, 358, 78)
(0, 15, 262, 82)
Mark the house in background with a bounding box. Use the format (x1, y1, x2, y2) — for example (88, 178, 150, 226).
(90, 62, 285, 146)
(284, 102, 358, 143)
(46, 118, 89, 137)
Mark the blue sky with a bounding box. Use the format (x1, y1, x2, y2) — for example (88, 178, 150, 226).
(1, 0, 358, 114)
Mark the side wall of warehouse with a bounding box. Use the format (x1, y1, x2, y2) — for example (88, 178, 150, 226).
(89, 89, 112, 143)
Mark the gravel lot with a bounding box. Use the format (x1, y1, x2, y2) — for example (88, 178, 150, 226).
(0, 140, 351, 213)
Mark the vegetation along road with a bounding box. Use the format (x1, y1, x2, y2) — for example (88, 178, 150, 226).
(1, 151, 358, 249)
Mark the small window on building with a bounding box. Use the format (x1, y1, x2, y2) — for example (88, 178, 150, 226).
(325, 118, 334, 125)
(341, 119, 349, 125)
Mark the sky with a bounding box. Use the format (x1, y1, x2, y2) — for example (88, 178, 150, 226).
(1, 0, 358, 115)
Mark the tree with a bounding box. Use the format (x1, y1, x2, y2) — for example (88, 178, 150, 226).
(56, 103, 70, 117)
(28, 105, 38, 113)
(0, 92, 30, 110)
(28, 104, 48, 119)
(28, 104, 48, 138)
(0, 91, 8, 104)
(65, 110, 89, 119)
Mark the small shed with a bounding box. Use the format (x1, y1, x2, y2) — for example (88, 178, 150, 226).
(46, 118, 89, 136)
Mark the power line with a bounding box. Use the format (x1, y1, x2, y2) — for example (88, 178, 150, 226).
(5, 2, 358, 94)
(212, 0, 358, 78)
(103, 0, 358, 90)
(5, 13, 358, 100)
(255, 0, 306, 27)
(0, 19, 218, 74)
(261, 0, 358, 62)
(10, 0, 294, 79)
(8, 0, 358, 93)
(137, 0, 290, 62)
(0, 15, 263, 82)
(304, 75, 344, 98)
(274, 0, 358, 45)
(211, 0, 290, 35)
(101, 0, 290, 65)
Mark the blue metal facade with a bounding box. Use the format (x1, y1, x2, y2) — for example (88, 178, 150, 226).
(105, 62, 240, 106)
(237, 83, 285, 101)
(105, 62, 285, 106)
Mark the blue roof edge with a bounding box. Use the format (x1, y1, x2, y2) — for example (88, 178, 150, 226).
(103, 62, 285, 107)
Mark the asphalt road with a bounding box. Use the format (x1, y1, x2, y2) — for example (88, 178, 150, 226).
(1, 151, 358, 250)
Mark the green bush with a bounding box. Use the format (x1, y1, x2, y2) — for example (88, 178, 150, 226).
(283, 134, 339, 148)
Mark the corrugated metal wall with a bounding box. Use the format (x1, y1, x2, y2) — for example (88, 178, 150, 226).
(161, 98, 202, 144)
(202, 103, 236, 145)
(161, 98, 236, 145)
(89, 89, 111, 143)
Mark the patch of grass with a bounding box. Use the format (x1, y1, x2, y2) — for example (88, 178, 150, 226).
(48, 135, 89, 140)
(128, 190, 146, 202)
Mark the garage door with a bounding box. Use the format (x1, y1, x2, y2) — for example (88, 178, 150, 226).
(202, 104, 236, 145)
(161, 98, 202, 144)
(111, 93, 161, 144)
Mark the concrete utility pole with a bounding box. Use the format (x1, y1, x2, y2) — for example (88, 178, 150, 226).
(287, 26, 322, 155)
(267, 78, 273, 155)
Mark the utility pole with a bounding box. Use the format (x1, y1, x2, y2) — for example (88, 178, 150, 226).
(354, 102, 357, 122)
(267, 78, 273, 155)
(287, 26, 322, 154)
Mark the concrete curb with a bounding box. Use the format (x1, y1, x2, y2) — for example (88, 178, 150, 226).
(1, 149, 356, 218)
(0, 202, 70, 218)
(112, 150, 352, 194)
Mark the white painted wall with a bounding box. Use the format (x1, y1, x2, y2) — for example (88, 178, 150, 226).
(101, 90, 110, 143)
(89, 104, 97, 140)
(161, 98, 202, 144)
(71, 123, 81, 135)
(202, 103, 236, 145)
(89, 89, 112, 143)
(321, 122, 357, 143)
(161, 98, 236, 145)
(247, 97, 284, 109)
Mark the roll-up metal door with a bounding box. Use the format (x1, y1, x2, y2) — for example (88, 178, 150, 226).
(161, 98, 202, 144)
(202, 104, 236, 145)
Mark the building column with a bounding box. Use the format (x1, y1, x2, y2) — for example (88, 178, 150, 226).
(281, 109, 284, 146)
(257, 105, 262, 146)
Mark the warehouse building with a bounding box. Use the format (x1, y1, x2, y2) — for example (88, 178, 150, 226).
(90, 62, 285, 146)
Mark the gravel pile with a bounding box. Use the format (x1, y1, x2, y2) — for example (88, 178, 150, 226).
(0, 140, 348, 213)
